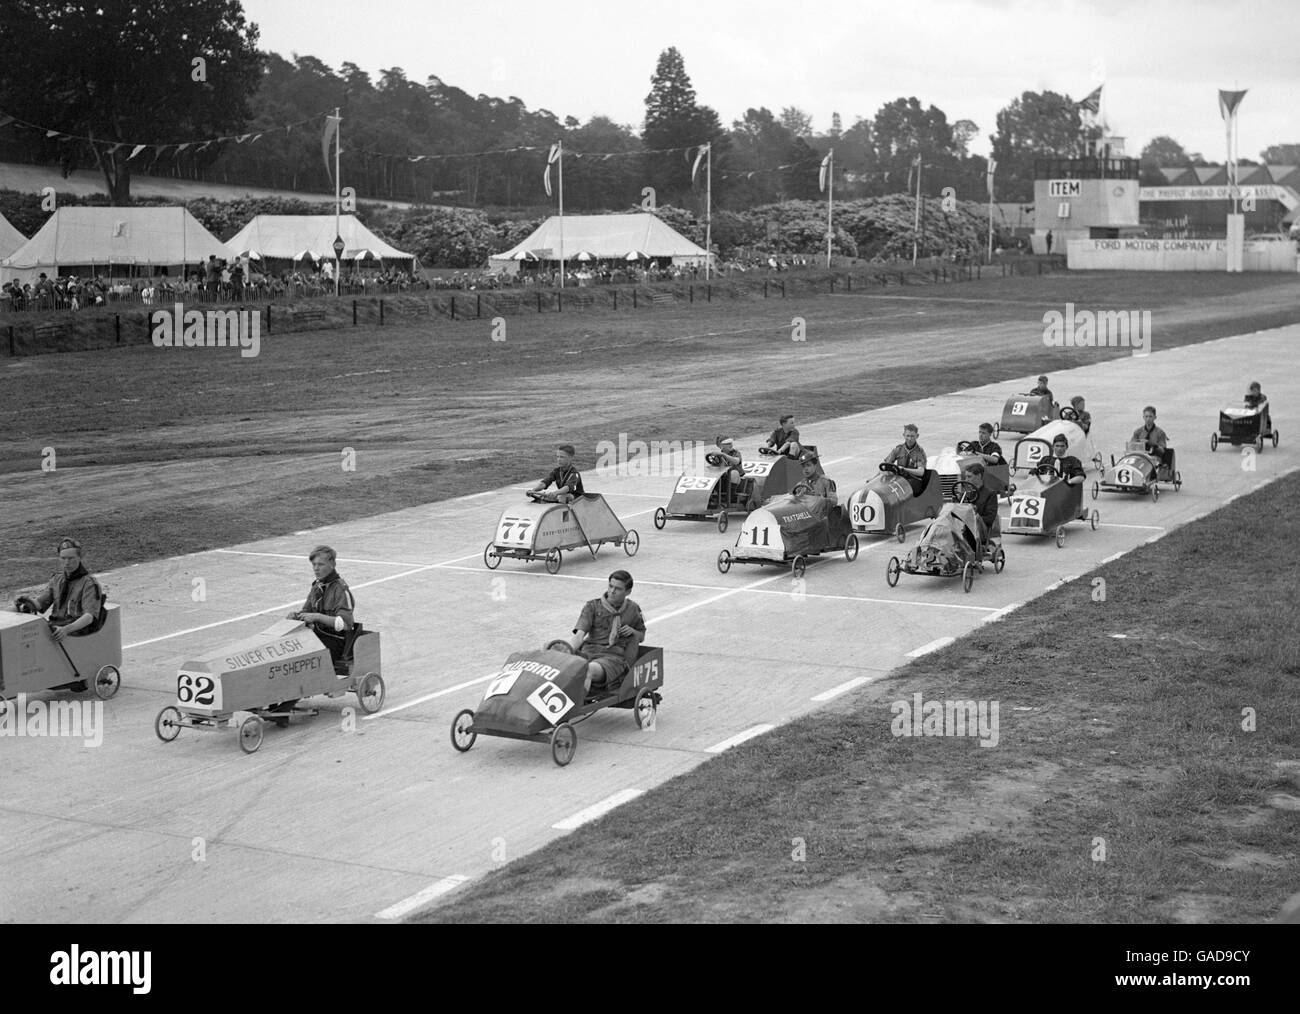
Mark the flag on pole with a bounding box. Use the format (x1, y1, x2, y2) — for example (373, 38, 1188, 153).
(986, 157, 997, 198)
(907, 154, 921, 193)
(691, 144, 709, 185)
(543, 142, 560, 197)
(1078, 85, 1103, 114)
(819, 151, 832, 193)
(1218, 89, 1248, 121)
(322, 113, 340, 183)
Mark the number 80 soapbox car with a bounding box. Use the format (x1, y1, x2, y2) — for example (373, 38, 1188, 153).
(154, 619, 385, 753)
(450, 642, 664, 767)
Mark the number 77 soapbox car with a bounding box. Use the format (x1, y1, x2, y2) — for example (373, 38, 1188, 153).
(0, 605, 123, 701)
(484, 494, 640, 575)
(153, 619, 385, 753)
(450, 642, 664, 767)
(717, 490, 858, 578)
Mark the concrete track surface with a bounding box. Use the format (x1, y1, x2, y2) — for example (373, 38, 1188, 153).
(1, 326, 1295, 923)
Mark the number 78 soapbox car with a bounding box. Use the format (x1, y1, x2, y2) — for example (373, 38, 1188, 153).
(0, 605, 123, 701)
(484, 494, 640, 574)
(450, 642, 664, 767)
(154, 619, 385, 753)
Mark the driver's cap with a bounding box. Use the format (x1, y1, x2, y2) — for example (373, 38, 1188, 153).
(799, 450, 819, 464)
(719, 436, 735, 446)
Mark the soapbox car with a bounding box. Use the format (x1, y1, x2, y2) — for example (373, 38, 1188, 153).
(1006, 453, 1099, 547)
(485, 493, 640, 574)
(654, 448, 807, 533)
(0, 604, 122, 701)
(844, 463, 944, 543)
(935, 444, 1013, 499)
(1009, 409, 1103, 475)
(1093, 442, 1181, 501)
(884, 482, 1005, 593)
(153, 619, 385, 753)
(718, 489, 857, 578)
(1211, 403, 1278, 452)
(450, 641, 664, 767)
(997, 392, 1056, 436)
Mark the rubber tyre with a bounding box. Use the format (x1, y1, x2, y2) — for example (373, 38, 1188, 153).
(717, 512, 729, 534)
(717, 549, 732, 574)
(450, 708, 477, 752)
(155, 706, 182, 743)
(1174, 471, 1182, 491)
(545, 548, 562, 574)
(895, 523, 906, 544)
(844, 533, 859, 562)
(1210, 433, 1218, 452)
(962, 562, 974, 593)
(357, 672, 385, 714)
(1090, 509, 1100, 531)
(633, 689, 657, 730)
(1055, 526, 1066, 548)
(1255, 435, 1264, 453)
(1273, 429, 1280, 448)
(792, 556, 807, 580)
(94, 664, 121, 700)
(886, 556, 901, 587)
(993, 547, 1006, 574)
(623, 530, 640, 556)
(550, 723, 577, 767)
(239, 715, 265, 754)
(1091, 480, 1099, 500)
(1152, 484, 1159, 502)
(653, 507, 666, 530)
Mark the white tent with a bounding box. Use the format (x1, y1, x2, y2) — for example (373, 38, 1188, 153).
(489, 213, 711, 274)
(0, 212, 25, 261)
(224, 215, 414, 268)
(0, 206, 228, 284)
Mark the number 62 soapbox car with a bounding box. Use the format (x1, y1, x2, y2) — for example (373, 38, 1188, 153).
(450, 642, 664, 767)
(154, 619, 385, 753)
(0, 604, 123, 701)
(654, 449, 806, 534)
(484, 494, 640, 575)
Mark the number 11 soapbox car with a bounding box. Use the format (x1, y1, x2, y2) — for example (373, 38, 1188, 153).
(484, 493, 640, 575)
(654, 449, 805, 534)
(885, 481, 1005, 593)
(450, 641, 664, 767)
(154, 619, 386, 753)
(717, 485, 857, 579)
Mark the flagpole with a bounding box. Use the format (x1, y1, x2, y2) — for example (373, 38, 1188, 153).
(987, 161, 994, 263)
(826, 149, 834, 269)
(705, 143, 712, 281)
(334, 106, 341, 297)
(912, 157, 922, 267)
(558, 141, 565, 288)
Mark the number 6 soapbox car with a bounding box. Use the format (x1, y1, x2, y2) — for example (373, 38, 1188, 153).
(717, 489, 857, 578)
(1006, 451, 1099, 548)
(450, 642, 664, 767)
(484, 494, 640, 575)
(1093, 442, 1181, 501)
(1212, 403, 1278, 452)
(654, 449, 807, 534)
(153, 619, 385, 753)
(0, 604, 122, 701)
(885, 482, 1005, 593)
(844, 463, 945, 544)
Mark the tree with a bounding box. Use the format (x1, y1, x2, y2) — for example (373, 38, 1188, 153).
(1260, 143, 1300, 164)
(1139, 135, 1192, 185)
(952, 119, 979, 157)
(780, 107, 814, 138)
(990, 90, 1085, 202)
(642, 47, 728, 205)
(0, 0, 264, 204)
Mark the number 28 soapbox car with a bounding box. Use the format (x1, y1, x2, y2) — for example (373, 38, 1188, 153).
(0, 604, 122, 701)
(654, 449, 806, 534)
(1093, 441, 1181, 501)
(485, 493, 640, 575)
(154, 619, 385, 753)
(450, 641, 664, 767)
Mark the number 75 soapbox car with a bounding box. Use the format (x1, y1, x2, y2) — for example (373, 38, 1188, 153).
(450, 642, 664, 767)
(484, 494, 640, 575)
(154, 619, 385, 753)
(0, 605, 123, 701)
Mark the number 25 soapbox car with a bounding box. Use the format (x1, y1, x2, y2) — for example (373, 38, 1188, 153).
(885, 481, 1005, 593)
(450, 641, 664, 767)
(654, 448, 806, 534)
(154, 619, 385, 753)
(1093, 441, 1181, 501)
(717, 488, 857, 578)
(1, 604, 122, 701)
(484, 493, 640, 575)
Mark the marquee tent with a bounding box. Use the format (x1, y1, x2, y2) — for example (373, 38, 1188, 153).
(489, 213, 711, 273)
(224, 215, 415, 270)
(0, 212, 25, 261)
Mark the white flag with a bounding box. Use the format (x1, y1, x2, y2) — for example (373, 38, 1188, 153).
(819, 151, 832, 194)
(691, 143, 709, 184)
(544, 142, 560, 197)
(986, 157, 997, 198)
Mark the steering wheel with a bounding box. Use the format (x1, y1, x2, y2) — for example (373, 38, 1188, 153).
(1059, 406, 1079, 422)
(951, 479, 979, 503)
(544, 639, 574, 654)
(14, 598, 36, 615)
(879, 462, 899, 474)
(704, 451, 724, 467)
(1034, 459, 1059, 477)
(792, 481, 814, 495)
(955, 440, 977, 453)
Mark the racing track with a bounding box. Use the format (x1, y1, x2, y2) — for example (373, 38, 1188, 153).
(1, 325, 1295, 923)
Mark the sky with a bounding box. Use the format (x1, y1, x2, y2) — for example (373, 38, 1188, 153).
(241, 0, 1300, 162)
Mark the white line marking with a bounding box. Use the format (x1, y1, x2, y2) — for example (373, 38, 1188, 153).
(1100, 551, 1125, 564)
(365, 674, 496, 720)
(980, 602, 1024, 624)
(812, 676, 871, 701)
(1223, 494, 1240, 505)
(647, 573, 790, 626)
(907, 637, 954, 658)
(705, 724, 775, 754)
(552, 789, 645, 831)
(214, 549, 421, 567)
(1100, 523, 1166, 531)
(1145, 531, 1169, 544)
(1044, 580, 1065, 592)
(374, 874, 470, 920)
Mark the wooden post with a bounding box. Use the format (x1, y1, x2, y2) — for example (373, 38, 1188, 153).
(537, 291, 543, 312)
(689, 286, 693, 304)
(613, 290, 618, 310)
(763, 280, 768, 298)
(380, 299, 385, 325)
(707, 285, 711, 302)
(477, 293, 482, 318)
(267, 305, 272, 333)
(352, 300, 357, 326)
(8, 324, 14, 356)
(451, 296, 457, 320)
(115, 315, 121, 343)
(633, 289, 638, 309)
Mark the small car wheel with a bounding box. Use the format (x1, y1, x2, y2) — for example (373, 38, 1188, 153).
(792, 556, 807, 579)
(94, 664, 121, 700)
(717, 512, 729, 533)
(155, 706, 182, 743)
(357, 672, 385, 714)
(1254, 435, 1264, 453)
(962, 562, 975, 593)
(1090, 509, 1100, 531)
(844, 533, 859, 562)
(1210, 433, 1218, 452)
(1174, 471, 1182, 490)
(545, 548, 563, 574)
(450, 708, 477, 752)
(633, 689, 657, 730)
(1152, 484, 1160, 502)
(550, 723, 577, 767)
(994, 547, 1006, 573)
(653, 507, 667, 530)
(239, 715, 265, 754)
(623, 530, 640, 556)
(717, 549, 732, 574)
(993, 423, 1000, 439)
(483, 541, 501, 570)
(1091, 480, 1099, 500)
(1055, 526, 1066, 548)
(895, 523, 906, 544)
(1273, 429, 1279, 448)
(886, 556, 901, 587)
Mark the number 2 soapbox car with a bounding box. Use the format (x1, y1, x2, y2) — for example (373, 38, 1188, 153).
(844, 464, 945, 544)
(1009, 409, 1103, 476)
(654, 448, 807, 534)
(0, 604, 122, 702)
(1093, 441, 1181, 501)
(717, 487, 857, 578)
(153, 619, 385, 753)
(1211, 403, 1278, 452)
(450, 641, 664, 767)
(484, 493, 640, 575)
(884, 481, 1005, 593)
(1006, 449, 1100, 548)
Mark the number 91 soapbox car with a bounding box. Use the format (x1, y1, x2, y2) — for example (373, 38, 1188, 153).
(1, 603, 123, 702)
(485, 494, 640, 575)
(154, 619, 385, 753)
(450, 642, 664, 767)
